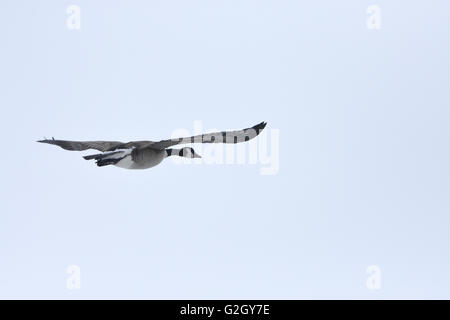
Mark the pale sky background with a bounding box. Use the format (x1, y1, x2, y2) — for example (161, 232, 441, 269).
(0, 0, 449, 299)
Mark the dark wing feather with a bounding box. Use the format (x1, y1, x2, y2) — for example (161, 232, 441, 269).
(36, 139, 152, 152)
(149, 121, 267, 150)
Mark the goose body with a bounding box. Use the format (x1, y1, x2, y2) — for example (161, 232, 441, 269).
(38, 122, 267, 170)
(113, 148, 166, 170)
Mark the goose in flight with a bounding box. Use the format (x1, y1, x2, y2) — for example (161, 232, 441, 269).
(38, 121, 267, 170)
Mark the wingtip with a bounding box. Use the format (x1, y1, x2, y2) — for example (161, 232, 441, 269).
(37, 139, 55, 145)
(37, 138, 58, 142)
(253, 121, 267, 132)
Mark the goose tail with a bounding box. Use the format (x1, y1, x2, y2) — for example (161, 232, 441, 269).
(83, 151, 127, 167)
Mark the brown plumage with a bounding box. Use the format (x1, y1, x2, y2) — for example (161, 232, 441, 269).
(37, 121, 267, 169)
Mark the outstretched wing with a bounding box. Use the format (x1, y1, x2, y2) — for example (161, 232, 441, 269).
(149, 121, 267, 150)
(37, 122, 267, 152)
(36, 139, 151, 152)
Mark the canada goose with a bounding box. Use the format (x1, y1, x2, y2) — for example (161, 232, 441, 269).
(37, 121, 267, 170)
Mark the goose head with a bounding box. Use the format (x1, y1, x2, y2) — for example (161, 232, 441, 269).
(179, 147, 202, 158)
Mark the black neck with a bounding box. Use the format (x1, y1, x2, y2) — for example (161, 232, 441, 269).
(166, 149, 174, 157)
(166, 148, 196, 158)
